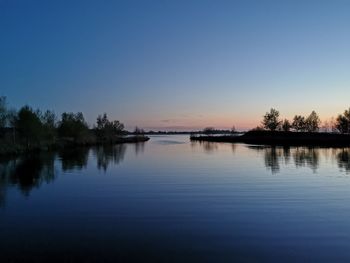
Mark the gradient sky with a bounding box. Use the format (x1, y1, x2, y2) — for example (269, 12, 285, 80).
(1, 0, 350, 131)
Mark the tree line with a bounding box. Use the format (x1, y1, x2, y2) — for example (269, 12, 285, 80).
(195, 108, 350, 136)
(0, 96, 144, 152)
(261, 108, 350, 133)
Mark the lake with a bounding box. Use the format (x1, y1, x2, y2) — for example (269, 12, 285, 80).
(1, 135, 350, 262)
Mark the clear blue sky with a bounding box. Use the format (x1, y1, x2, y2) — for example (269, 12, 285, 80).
(1, 0, 350, 130)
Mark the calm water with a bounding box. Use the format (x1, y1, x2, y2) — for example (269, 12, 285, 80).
(1, 135, 350, 262)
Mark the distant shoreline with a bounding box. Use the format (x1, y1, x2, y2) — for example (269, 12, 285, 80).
(190, 130, 350, 147)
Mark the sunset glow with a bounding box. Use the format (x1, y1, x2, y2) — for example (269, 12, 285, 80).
(1, 1, 349, 131)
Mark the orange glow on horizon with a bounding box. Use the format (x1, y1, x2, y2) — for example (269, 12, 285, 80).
(124, 110, 345, 131)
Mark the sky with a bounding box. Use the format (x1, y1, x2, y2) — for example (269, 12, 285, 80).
(1, 0, 350, 131)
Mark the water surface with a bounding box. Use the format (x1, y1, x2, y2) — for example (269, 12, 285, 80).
(1, 135, 350, 262)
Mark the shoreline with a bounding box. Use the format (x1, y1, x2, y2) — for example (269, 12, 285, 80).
(190, 131, 350, 147)
(0, 135, 150, 156)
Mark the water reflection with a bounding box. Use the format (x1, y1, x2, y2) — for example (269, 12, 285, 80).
(337, 149, 350, 174)
(264, 147, 281, 174)
(134, 141, 145, 155)
(293, 147, 319, 172)
(191, 141, 219, 154)
(58, 147, 89, 172)
(0, 143, 144, 206)
(0, 158, 14, 206)
(248, 145, 350, 174)
(93, 144, 127, 172)
(191, 140, 236, 155)
(248, 146, 281, 173)
(193, 141, 350, 175)
(3, 142, 350, 207)
(0, 153, 56, 206)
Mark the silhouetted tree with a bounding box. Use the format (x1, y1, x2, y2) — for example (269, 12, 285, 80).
(305, 111, 321, 132)
(203, 127, 215, 135)
(95, 113, 124, 141)
(262, 108, 281, 131)
(40, 110, 57, 143)
(251, 126, 264, 131)
(330, 117, 338, 133)
(41, 110, 56, 128)
(58, 112, 89, 140)
(0, 96, 8, 129)
(231, 125, 236, 133)
(6, 109, 17, 144)
(16, 106, 44, 147)
(281, 119, 291, 131)
(292, 115, 306, 132)
(336, 108, 350, 133)
(134, 126, 145, 135)
(321, 120, 330, 132)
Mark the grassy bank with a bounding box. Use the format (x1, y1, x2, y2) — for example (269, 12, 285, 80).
(190, 130, 350, 146)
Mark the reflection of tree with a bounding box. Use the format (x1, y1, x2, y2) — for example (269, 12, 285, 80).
(243, 146, 350, 175)
(93, 144, 126, 172)
(231, 143, 236, 154)
(293, 147, 319, 172)
(10, 154, 55, 194)
(202, 142, 218, 154)
(191, 141, 218, 154)
(248, 146, 286, 174)
(59, 147, 89, 172)
(264, 147, 280, 174)
(134, 142, 145, 155)
(0, 153, 56, 206)
(337, 148, 350, 173)
(283, 146, 291, 164)
(0, 158, 16, 207)
(248, 146, 320, 174)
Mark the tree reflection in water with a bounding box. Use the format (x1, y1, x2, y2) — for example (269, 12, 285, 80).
(2, 143, 350, 207)
(191, 140, 218, 154)
(93, 144, 127, 172)
(0, 153, 56, 207)
(58, 147, 89, 172)
(249, 146, 320, 174)
(0, 144, 132, 206)
(134, 142, 145, 156)
(0, 158, 14, 207)
(293, 147, 319, 172)
(337, 148, 350, 174)
(248, 145, 350, 175)
(248, 146, 284, 174)
(264, 147, 281, 174)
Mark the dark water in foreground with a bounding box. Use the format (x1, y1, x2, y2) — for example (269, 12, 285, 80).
(1, 135, 350, 262)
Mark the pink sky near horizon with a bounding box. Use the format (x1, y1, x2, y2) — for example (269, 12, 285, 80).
(123, 111, 343, 132)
